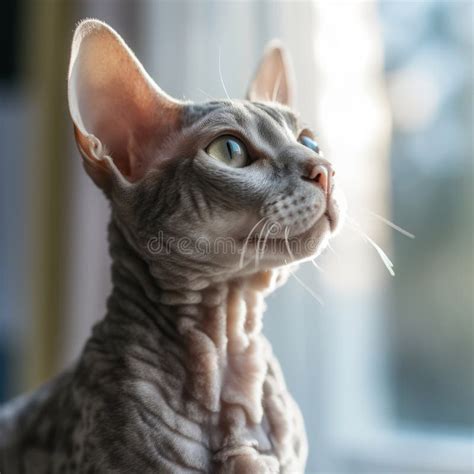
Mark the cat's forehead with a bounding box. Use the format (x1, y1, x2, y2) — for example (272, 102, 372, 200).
(182, 100, 300, 136)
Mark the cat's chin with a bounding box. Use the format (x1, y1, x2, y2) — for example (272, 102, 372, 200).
(244, 214, 332, 269)
(284, 214, 332, 262)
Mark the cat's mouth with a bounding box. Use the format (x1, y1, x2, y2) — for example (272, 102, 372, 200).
(239, 190, 344, 266)
(246, 212, 332, 246)
(243, 195, 342, 259)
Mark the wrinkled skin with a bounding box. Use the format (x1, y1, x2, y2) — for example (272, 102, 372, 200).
(0, 20, 344, 473)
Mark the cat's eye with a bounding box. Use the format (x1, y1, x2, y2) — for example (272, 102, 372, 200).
(206, 136, 249, 168)
(299, 135, 320, 154)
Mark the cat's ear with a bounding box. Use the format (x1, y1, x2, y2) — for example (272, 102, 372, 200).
(68, 19, 183, 190)
(247, 40, 295, 106)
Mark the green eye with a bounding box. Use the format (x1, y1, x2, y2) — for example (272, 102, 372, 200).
(206, 135, 248, 168)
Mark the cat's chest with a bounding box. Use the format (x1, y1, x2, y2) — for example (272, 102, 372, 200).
(77, 295, 301, 471)
(104, 371, 274, 472)
(124, 341, 274, 438)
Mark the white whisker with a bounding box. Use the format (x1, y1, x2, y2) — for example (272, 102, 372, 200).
(259, 222, 277, 264)
(327, 242, 341, 262)
(284, 226, 295, 261)
(364, 208, 415, 239)
(218, 48, 231, 100)
(285, 260, 324, 306)
(239, 216, 267, 269)
(347, 218, 395, 276)
(255, 220, 269, 267)
(311, 259, 324, 272)
(323, 242, 344, 269)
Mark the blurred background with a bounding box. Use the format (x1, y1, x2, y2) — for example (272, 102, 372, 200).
(0, 1, 472, 472)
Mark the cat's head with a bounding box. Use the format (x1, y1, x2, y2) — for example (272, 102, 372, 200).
(68, 19, 345, 288)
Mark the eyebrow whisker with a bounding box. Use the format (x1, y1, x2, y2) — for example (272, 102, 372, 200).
(197, 87, 218, 101)
(218, 47, 231, 101)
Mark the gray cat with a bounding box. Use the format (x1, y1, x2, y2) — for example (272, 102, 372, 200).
(0, 19, 344, 473)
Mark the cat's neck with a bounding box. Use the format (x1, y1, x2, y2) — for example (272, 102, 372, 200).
(104, 219, 283, 423)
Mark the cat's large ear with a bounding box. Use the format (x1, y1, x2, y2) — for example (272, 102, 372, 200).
(68, 19, 183, 190)
(247, 41, 295, 106)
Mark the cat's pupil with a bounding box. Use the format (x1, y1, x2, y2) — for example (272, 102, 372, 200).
(226, 139, 241, 160)
(300, 136, 320, 154)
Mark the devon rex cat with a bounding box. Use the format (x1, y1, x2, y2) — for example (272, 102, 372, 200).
(0, 19, 343, 473)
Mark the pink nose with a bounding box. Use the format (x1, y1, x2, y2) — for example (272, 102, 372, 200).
(307, 163, 334, 194)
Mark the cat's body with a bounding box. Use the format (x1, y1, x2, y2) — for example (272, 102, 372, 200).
(1, 222, 305, 473)
(0, 19, 344, 473)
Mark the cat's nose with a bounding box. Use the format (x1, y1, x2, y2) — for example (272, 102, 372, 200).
(305, 162, 334, 194)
